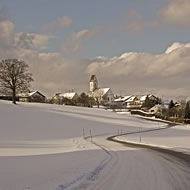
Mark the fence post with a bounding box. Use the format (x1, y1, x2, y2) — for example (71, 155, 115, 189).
(83, 128, 85, 139)
(90, 129, 92, 142)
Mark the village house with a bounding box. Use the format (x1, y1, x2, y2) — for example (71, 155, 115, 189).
(0, 95, 18, 101)
(139, 95, 158, 105)
(125, 95, 141, 109)
(88, 75, 114, 106)
(114, 94, 158, 109)
(52, 92, 79, 104)
(129, 95, 159, 109)
(149, 104, 162, 114)
(114, 96, 132, 108)
(18, 91, 46, 103)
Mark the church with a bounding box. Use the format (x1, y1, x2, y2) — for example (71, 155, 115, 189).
(88, 75, 114, 106)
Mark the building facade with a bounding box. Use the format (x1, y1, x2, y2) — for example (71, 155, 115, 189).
(18, 91, 46, 103)
(89, 75, 114, 106)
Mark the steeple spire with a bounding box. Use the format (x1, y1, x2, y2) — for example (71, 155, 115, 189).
(89, 75, 98, 92)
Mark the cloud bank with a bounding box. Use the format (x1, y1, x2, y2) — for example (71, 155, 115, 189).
(0, 12, 190, 98)
(86, 43, 190, 98)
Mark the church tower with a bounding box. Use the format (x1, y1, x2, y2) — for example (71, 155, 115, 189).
(89, 75, 98, 92)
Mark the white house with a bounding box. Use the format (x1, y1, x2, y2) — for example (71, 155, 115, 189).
(89, 75, 114, 106)
(52, 92, 79, 104)
(124, 94, 158, 109)
(18, 91, 46, 103)
(114, 96, 132, 108)
(125, 95, 140, 108)
(149, 104, 162, 114)
(59, 92, 79, 100)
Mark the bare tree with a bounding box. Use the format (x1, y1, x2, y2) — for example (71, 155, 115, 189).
(78, 92, 95, 107)
(0, 59, 34, 104)
(177, 96, 187, 107)
(93, 89, 104, 108)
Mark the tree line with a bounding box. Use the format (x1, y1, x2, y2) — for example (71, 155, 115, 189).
(49, 92, 96, 107)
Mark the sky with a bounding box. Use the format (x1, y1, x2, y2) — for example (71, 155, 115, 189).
(0, 0, 190, 99)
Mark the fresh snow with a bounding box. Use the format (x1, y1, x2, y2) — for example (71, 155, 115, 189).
(117, 123, 190, 154)
(0, 100, 189, 190)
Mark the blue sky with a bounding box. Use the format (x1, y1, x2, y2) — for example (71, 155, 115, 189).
(0, 0, 190, 98)
(1, 0, 189, 57)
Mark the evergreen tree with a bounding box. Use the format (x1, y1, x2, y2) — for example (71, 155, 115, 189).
(184, 101, 190, 119)
(169, 100, 175, 109)
(142, 96, 161, 109)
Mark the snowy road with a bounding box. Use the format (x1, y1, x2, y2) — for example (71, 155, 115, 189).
(70, 134, 190, 190)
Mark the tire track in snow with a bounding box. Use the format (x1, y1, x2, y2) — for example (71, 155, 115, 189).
(56, 138, 113, 190)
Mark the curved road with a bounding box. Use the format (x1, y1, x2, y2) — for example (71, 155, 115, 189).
(72, 126, 190, 190)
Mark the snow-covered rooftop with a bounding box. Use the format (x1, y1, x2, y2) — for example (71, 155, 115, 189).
(18, 91, 45, 97)
(92, 88, 111, 96)
(140, 95, 147, 101)
(58, 92, 77, 99)
(125, 96, 137, 102)
(114, 96, 132, 102)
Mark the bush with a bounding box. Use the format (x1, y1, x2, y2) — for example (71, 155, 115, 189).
(131, 110, 154, 117)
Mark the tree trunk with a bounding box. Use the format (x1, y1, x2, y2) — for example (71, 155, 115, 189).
(96, 99, 100, 108)
(12, 88, 16, 104)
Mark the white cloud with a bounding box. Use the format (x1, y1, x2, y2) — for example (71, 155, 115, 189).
(61, 29, 96, 54)
(57, 16, 72, 28)
(0, 16, 53, 52)
(0, 20, 15, 47)
(165, 42, 190, 54)
(42, 16, 72, 33)
(157, 0, 190, 28)
(15, 32, 54, 50)
(86, 42, 190, 98)
(87, 42, 190, 78)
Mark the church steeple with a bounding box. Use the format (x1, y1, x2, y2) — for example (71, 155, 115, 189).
(90, 75, 98, 92)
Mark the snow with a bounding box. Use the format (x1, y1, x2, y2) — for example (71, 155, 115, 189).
(117, 122, 190, 154)
(125, 95, 137, 102)
(114, 95, 131, 102)
(58, 92, 77, 99)
(139, 95, 147, 101)
(0, 100, 189, 190)
(93, 87, 110, 96)
(29, 91, 39, 96)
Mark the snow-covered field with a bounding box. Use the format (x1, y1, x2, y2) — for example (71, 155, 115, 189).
(117, 122, 190, 154)
(0, 100, 189, 190)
